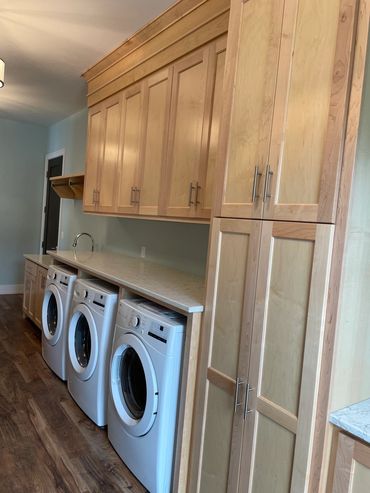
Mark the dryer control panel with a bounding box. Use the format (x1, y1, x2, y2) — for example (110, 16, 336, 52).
(117, 299, 185, 356)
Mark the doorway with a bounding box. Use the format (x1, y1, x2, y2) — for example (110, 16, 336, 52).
(41, 152, 64, 254)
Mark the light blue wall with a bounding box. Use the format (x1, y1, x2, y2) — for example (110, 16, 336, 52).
(0, 118, 48, 285)
(48, 109, 210, 276)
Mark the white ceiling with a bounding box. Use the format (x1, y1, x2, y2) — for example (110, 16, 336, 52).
(0, 0, 175, 126)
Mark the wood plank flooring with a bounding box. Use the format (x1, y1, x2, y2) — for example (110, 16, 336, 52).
(0, 294, 146, 493)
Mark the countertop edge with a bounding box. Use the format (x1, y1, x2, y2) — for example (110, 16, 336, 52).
(47, 251, 204, 314)
(330, 399, 370, 445)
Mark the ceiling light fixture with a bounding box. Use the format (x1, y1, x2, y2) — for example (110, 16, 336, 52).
(0, 59, 5, 88)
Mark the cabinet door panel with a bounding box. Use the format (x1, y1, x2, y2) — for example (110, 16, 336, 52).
(216, 0, 285, 219)
(84, 105, 103, 211)
(241, 222, 334, 492)
(199, 383, 235, 493)
(190, 218, 261, 493)
(139, 68, 172, 216)
(265, 0, 354, 222)
(164, 48, 209, 217)
(96, 94, 121, 212)
(252, 415, 295, 493)
(116, 84, 144, 214)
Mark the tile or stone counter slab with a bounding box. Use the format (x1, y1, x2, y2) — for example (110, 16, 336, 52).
(24, 254, 54, 270)
(330, 399, 370, 444)
(47, 250, 205, 314)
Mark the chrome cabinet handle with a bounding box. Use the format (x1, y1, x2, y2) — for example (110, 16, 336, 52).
(130, 186, 136, 204)
(263, 165, 273, 202)
(195, 182, 201, 206)
(252, 166, 262, 203)
(135, 188, 141, 205)
(92, 189, 96, 204)
(243, 383, 255, 419)
(96, 189, 100, 205)
(234, 377, 245, 414)
(188, 183, 196, 206)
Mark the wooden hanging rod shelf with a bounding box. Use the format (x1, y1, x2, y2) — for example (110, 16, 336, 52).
(50, 173, 85, 199)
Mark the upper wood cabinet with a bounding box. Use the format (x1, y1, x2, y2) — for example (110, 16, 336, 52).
(216, 0, 356, 223)
(83, 35, 227, 221)
(84, 93, 122, 213)
(190, 218, 335, 492)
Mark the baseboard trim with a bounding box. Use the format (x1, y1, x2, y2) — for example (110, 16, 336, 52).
(0, 284, 24, 295)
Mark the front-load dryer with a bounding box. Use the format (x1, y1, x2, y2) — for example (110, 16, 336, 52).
(42, 264, 77, 380)
(108, 298, 186, 493)
(67, 278, 118, 426)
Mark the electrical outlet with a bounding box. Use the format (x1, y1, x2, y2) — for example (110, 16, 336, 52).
(140, 246, 146, 258)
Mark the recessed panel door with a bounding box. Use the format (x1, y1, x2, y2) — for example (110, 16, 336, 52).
(241, 222, 334, 492)
(216, 0, 285, 219)
(164, 47, 209, 218)
(96, 93, 122, 213)
(84, 104, 104, 211)
(263, 0, 355, 223)
(196, 36, 227, 219)
(116, 83, 144, 214)
(191, 218, 261, 493)
(138, 68, 172, 216)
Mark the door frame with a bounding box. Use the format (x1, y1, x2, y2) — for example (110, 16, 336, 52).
(39, 149, 65, 253)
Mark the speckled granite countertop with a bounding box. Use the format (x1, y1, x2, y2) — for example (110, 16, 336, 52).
(24, 254, 54, 270)
(47, 250, 205, 314)
(330, 399, 370, 443)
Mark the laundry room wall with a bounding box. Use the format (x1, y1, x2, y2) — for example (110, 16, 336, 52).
(0, 117, 48, 291)
(47, 109, 210, 277)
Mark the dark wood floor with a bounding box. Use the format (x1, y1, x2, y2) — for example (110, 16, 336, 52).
(0, 294, 146, 493)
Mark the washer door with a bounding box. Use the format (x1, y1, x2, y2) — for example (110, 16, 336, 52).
(68, 304, 98, 381)
(42, 284, 63, 346)
(111, 333, 158, 437)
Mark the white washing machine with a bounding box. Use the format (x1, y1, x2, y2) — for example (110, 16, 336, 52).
(42, 265, 77, 381)
(67, 278, 118, 426)
(108, 298, 185, 493)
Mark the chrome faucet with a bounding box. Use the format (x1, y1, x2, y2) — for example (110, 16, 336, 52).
(72, 232, 95, 252)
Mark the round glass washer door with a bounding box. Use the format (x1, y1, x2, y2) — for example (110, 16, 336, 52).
(42, 284, 63, 346)
(110, 333, 158, 437)
(68, 304, 98, 381)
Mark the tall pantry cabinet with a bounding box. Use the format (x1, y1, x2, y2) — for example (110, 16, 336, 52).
(189, 0, 357, 491)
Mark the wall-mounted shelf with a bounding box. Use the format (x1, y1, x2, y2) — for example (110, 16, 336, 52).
(50, 173, 84, 199)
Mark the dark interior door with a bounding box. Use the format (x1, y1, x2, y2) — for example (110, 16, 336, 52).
(42, 156, 63, 253)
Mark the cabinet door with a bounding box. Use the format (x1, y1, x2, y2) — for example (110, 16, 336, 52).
(116, 83, 144, 214)
(195, 36, 227, 219)
(332, 433, 370, 493)
(84, 103, 104, 212)
(241, 222, 334, 492)
(263, 0, 355, 223)
(34, 267, 47, 329)
(138, 68, 172, 216)
(191, 218, 261, 493)
(164, 47, 210, 218)
(215, 0, 285, 219)
(95, 93, 122, 213)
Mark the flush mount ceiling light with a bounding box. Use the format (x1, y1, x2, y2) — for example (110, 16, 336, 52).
(0, 59, 4, 88)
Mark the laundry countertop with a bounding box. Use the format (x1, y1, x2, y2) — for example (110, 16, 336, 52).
(47, 250, 205, 314)
(330, 399, 370, 444)
(24, 254, 54, 270)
